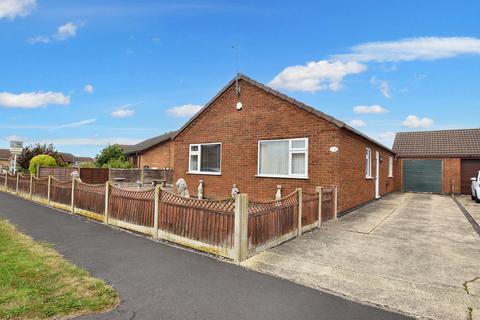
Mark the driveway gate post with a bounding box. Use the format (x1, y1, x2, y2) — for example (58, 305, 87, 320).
(315, 186, 323, 227)
(234, 193, 249, 262)
(296, 188, 303, 236)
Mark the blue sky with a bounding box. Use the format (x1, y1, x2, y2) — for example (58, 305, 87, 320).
(0, 0, 479, 157)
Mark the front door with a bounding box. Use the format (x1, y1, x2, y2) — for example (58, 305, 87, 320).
(375, 151, 380, 199)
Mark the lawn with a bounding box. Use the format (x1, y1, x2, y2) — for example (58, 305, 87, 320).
(0, 219, 119, 319)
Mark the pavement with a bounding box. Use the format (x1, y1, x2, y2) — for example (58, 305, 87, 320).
(0, 192, 410, 320)
(243, 192, 480, 320)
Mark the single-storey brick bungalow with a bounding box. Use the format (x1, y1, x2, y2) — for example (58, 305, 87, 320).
(124, 131, 175, 169)
(393, 129, 480, 194)
(172, 74, 395, 213)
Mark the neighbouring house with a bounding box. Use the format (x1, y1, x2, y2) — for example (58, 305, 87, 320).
(0, 149, 10, 170)
(59, 153, 94, 166)
(172, 74, 395, 214)
(124, 131, 176, 169)
(393, 129, 480, 194)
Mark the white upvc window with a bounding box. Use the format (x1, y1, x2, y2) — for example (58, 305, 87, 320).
(257, 138, 308, 179)
(188, 143, 222, 175)
(365, 148, 372, 178)
(388, 156, 394, 177)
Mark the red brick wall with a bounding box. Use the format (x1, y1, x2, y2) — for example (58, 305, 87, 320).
(338, 129, 395, 212)
(173, 79, 395, 212)
(174, 79, 339, 201)
(129, 141, 174, 169)
(395, 158, 461, 194)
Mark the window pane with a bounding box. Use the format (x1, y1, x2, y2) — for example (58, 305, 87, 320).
(190, 145, 198, 152)
(291, 153, 306, 175)
(190, 155, 198, 171)
(291, 139, 305, 149)
(200, 144, 221, 172)
(259, 141, 289, 175)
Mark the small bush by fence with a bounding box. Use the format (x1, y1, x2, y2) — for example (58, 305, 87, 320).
(0, 172, 337, 262)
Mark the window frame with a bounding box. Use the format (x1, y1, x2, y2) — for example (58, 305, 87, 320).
(187, 142, 222, 175)
(256, 137, 309, 179)
(365, 148, 373, 179)
(388, 156, 394, 177)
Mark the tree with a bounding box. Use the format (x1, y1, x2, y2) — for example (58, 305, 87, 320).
(95, 144, 131, 168)
(17, 143, 63, 173)
(29, 155, 57, 175)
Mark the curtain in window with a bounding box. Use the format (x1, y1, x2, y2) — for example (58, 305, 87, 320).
(259, 141, 289, 175)
(200, 144, 220, 172)
(190, 155, 198, 171)
(291, 153, 306, 174)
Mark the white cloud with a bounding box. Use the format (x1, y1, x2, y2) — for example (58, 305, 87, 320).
(84, 84, 94, 94)
(29, 22, 80, 44)
(111, 106, 135, 118)
(0, 0, 36, 19)
(49, 119, 96, 131)
(334, 37, 480, 62)
(350, 119, 366, 127)
(5, 134, 26, 142)
(166, 104, 203, 117)
(370, 77, 391, 98)
(54, 22, 78, 40)
(36, 137, 141, 146)
(0, 91, 70, 108)
(268, 60, 367, 92)
(377, 131, 396, 147)
(353, 105, 388, 114)
(401, 115, 434, 128)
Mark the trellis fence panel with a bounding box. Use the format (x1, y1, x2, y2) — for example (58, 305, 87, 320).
(247, 191, 299, 255)
(158, 190, 236, 258)
(49, 178, 72, 208)
(0, 175, 336, 262)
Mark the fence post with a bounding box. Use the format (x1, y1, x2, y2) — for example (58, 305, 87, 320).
(104, 181, 110, 224)
(47, 176, 52, 205)
(333, 185, 338, 219)
(71, 178, 76, 214)
(234, 194, 249, 262)
(15, 172, 19, 195)
(297, 188, 303, 236)
(315, 186, 323, 228)
(29, 175, 33, 199)
(141, 168, 145, 187)
(153, 185, 161, 238)
(4, 173, 7, 191)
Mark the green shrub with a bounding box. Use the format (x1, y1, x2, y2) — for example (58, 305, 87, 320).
(29, 155, 57, 175)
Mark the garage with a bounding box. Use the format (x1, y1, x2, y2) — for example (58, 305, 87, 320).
(461, 159, 480, 194)
(403, 160, 442, 193)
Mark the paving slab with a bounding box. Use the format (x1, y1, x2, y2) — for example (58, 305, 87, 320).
(243, 192, 480, 320)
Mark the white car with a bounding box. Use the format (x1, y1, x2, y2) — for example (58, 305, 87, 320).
(471, 171, 480, 203)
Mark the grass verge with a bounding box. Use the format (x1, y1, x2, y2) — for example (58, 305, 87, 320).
(0, 218, 119, 319)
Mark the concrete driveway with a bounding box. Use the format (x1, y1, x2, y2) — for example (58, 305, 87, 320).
(243, 193, 480, 320)
(0, 192, 409, 320)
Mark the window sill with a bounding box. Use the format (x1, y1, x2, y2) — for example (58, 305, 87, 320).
(187, 171, 221, 176)
(256, 174, 309, 180)
(388, 175, 394, 178)
(365, 176, 374, 180)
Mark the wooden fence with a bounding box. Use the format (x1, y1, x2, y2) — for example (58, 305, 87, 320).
(0, 172, 337, 262)
(37, 167, 174, 186)
(38, 167, 76, 180)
